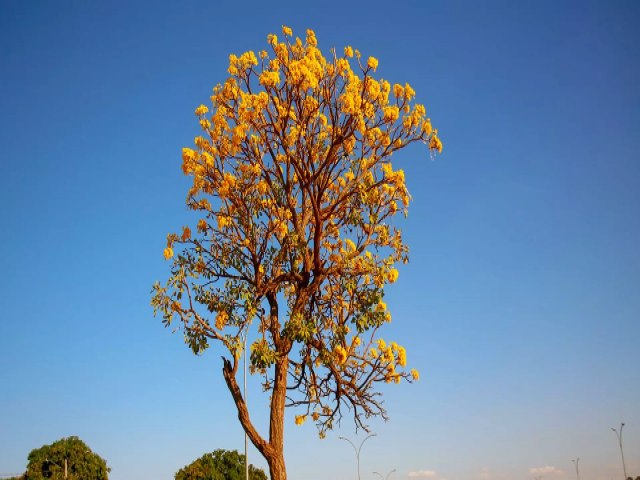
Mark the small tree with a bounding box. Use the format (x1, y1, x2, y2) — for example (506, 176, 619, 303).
(152, 26, 442, 480)
(25, 436, 109, 480)
(175, 449, 267, 480)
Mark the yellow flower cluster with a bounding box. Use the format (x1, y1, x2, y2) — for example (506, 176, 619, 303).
(294, 414, 307, 425)
(287, 46, 325, 90)
(383, 105, 399, 123)
(334, 345, 348, 365)
(218, 172, 237, 197)
(227, 51, 258, 76)
(194, 104, 208, 116)
(372, 339, 410, 383)
(387, 268, 399, 283)
(259, 70, 280, 88)
(217, 214, 230, 229)
(429, 134, 443, 153)
(215, 311, 228, 330)
(281, 25, 292, 36)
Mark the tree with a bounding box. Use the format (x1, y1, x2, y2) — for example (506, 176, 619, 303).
(24, 436, 109, 480)
(174, 449, 267, 480)
(152, 26, 442, 480)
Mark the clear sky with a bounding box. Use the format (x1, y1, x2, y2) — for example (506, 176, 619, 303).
(1, 1, 639, 479)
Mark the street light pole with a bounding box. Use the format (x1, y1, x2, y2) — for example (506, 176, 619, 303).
(611, 422, 628, 480)
(373, 468, 396, 480)
(572, 458, 580, 480)
(338, 433, 376, 480)
(243, 332, 249, 480)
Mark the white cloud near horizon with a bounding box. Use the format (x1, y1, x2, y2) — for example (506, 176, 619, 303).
(408, 470, 437, 478)
(530, 466, 563, 475)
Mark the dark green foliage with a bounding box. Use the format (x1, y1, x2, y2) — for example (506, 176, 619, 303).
(174, 449, 267, 480)
(25, 436, 109, 480)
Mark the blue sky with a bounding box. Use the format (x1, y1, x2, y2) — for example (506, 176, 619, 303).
(1, 1, 639, 479)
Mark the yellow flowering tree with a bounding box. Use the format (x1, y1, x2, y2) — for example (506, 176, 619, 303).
(152, 26, 441, 480)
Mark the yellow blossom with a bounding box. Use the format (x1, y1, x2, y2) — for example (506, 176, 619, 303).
(404, 83, 416, 100)
(294, 414, 307, 425)
(411, 369, 420, 381)
(383, 106, 399, 123)
(367, 56, 378, 71)
(306, 29, 317, 47)
(215, 311, 229, 330)
(163, 247, 174, 260)
(195, 104, 208, 116)
(345, 238, 356, 252)
(387, 268, 399, 283)
(181, 226, 191, 241)
(429, 134, 443, 153)
(197, 219, 207, 232)
(267, 33, 278, 47)
(334, 345, 348, 364)
(397, 346, 407, 367)
(422, 119, 433, 135)
(260, 70, 281, 88)
(282, 25, 293, 36)
(344, 46, 353, 58)
(218, 215, 230, 229)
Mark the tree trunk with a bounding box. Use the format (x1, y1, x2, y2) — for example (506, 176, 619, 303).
(266, 353, 289, 480)
(267, 452, 287, 480)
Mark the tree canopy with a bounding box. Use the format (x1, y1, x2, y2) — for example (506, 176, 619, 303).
(152, 25, 441, 480)
(174, 449, 267, 480)
(24, 436, 109, 480)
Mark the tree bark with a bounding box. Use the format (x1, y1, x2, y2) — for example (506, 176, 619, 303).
(267, 353, 289, 480)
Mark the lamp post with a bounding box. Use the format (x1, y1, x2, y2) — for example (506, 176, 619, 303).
(338, 433, 376, 480)
(611, 422, 628, 480)
(373, 468, 396, 480)
(242, 331, 249, 480)
(571, 458, 580, 480)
